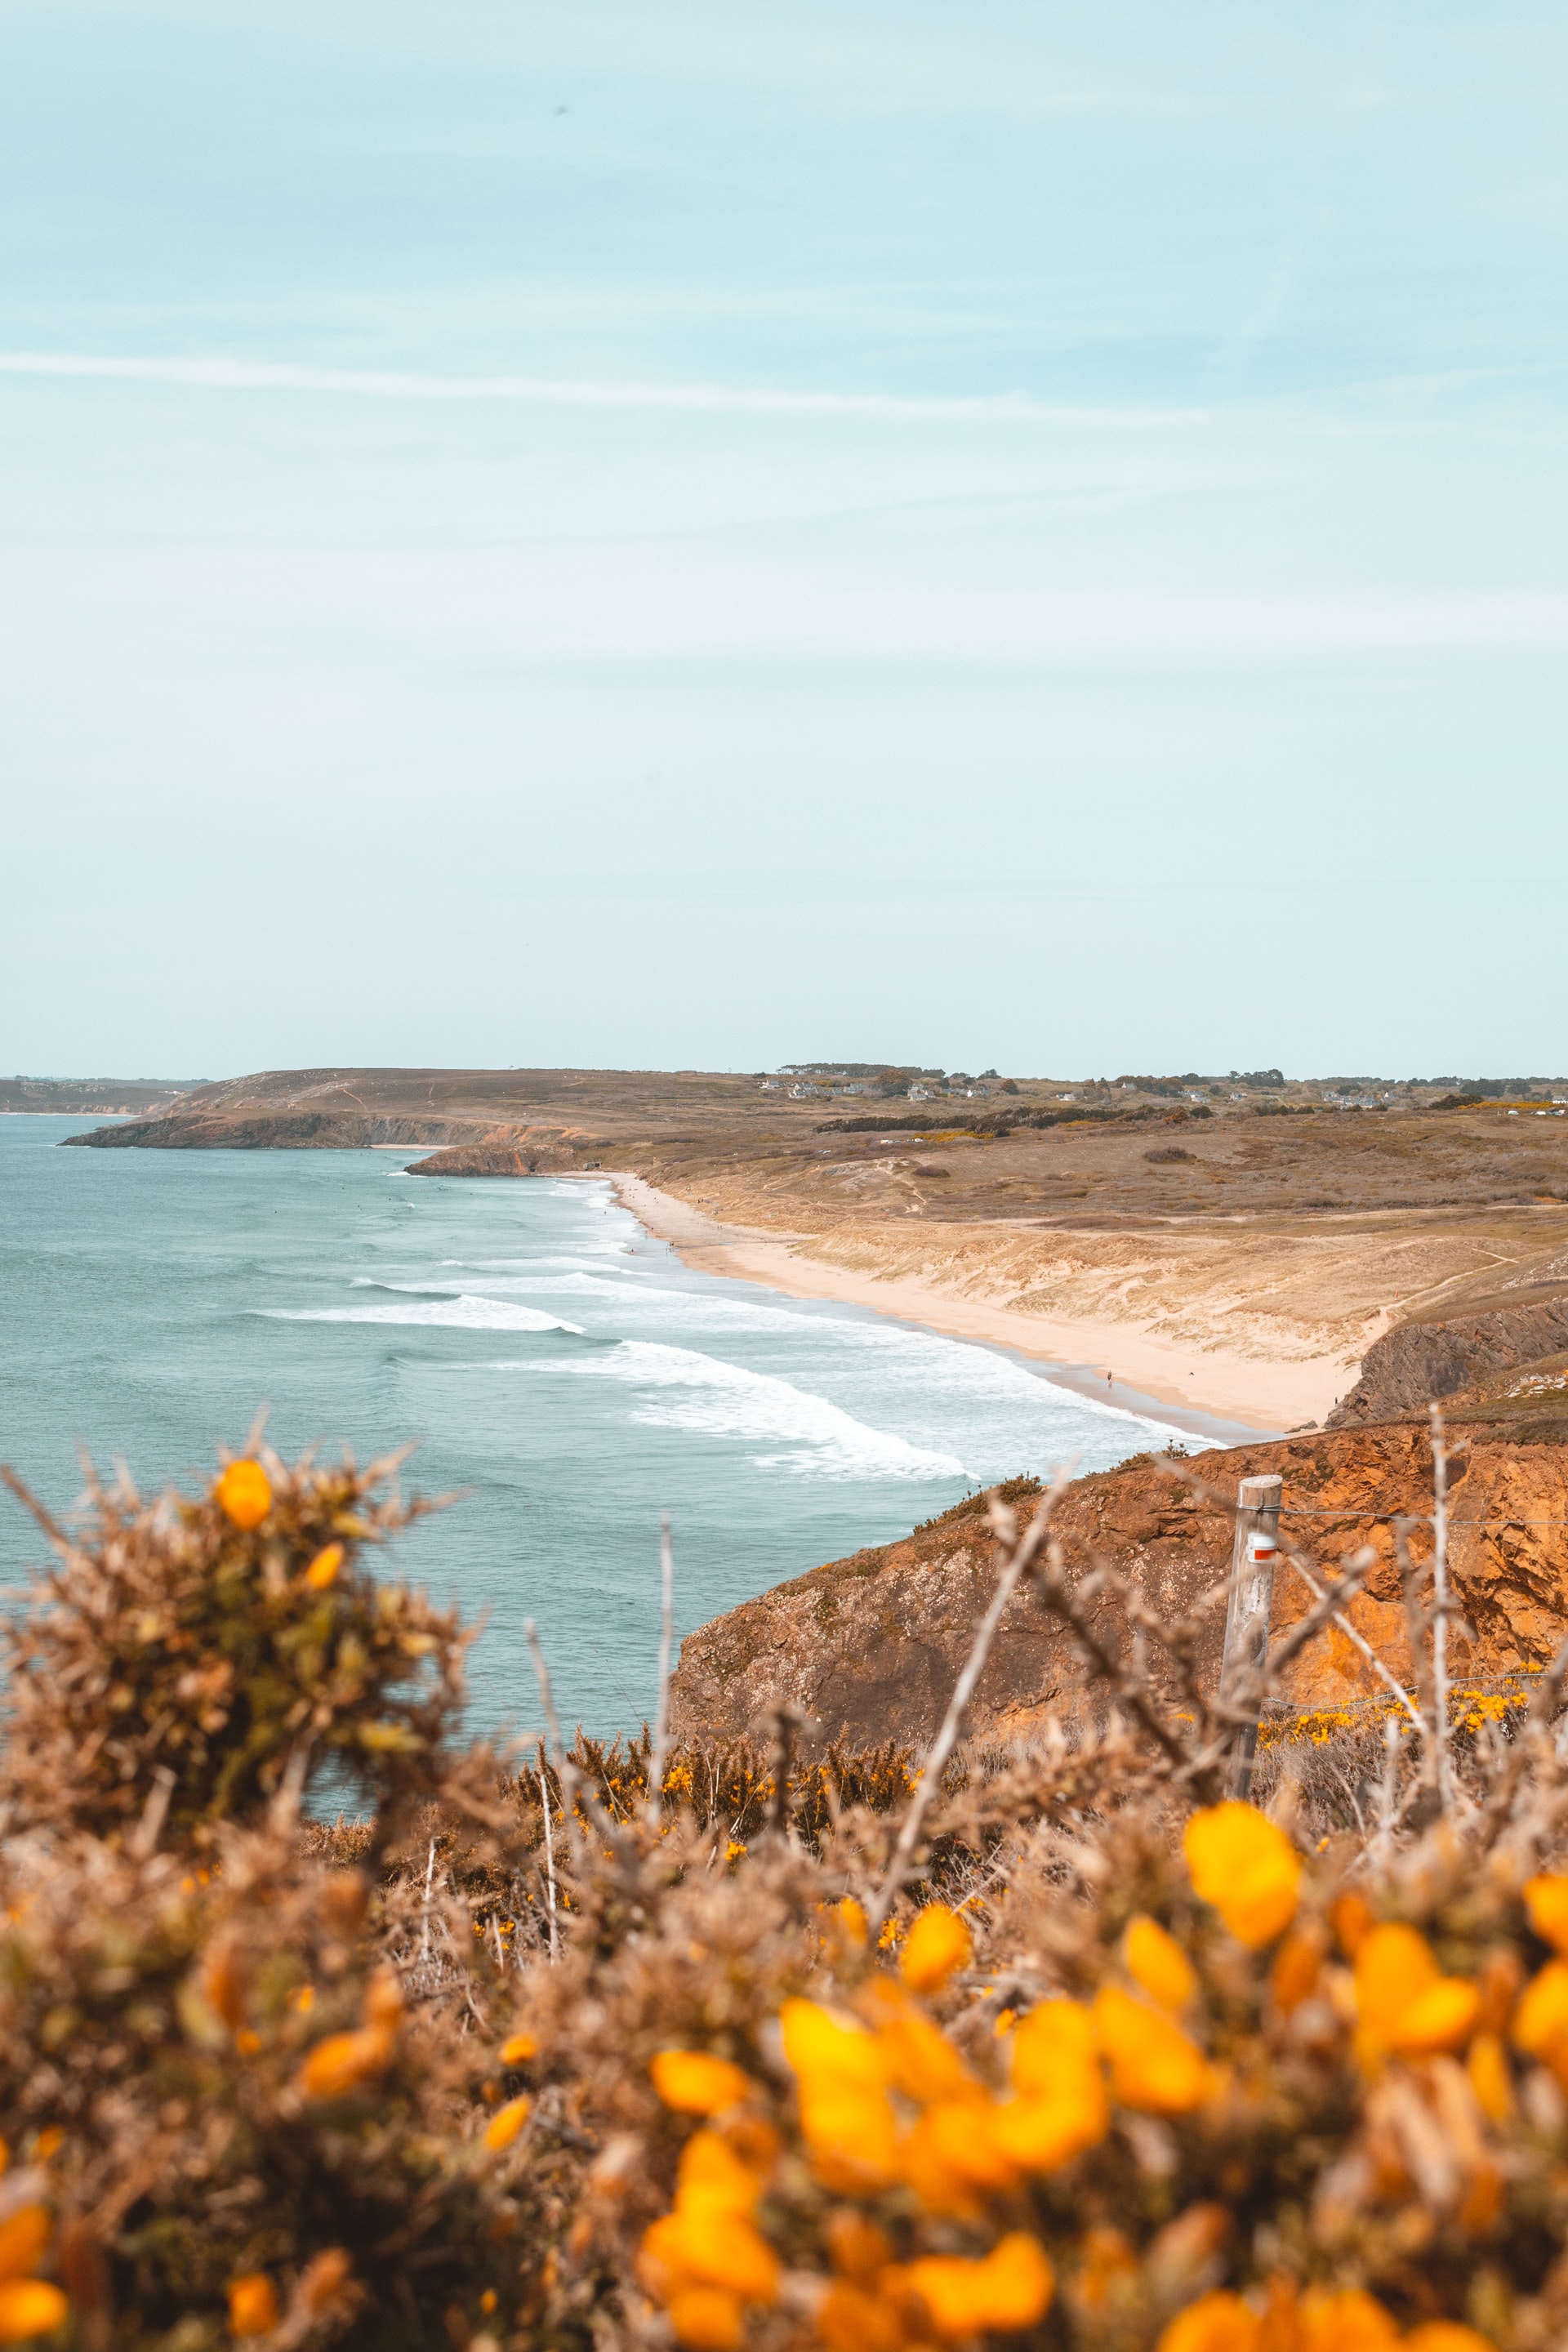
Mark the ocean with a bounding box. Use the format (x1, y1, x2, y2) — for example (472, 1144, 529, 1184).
(0, 1117, 1185, 1741)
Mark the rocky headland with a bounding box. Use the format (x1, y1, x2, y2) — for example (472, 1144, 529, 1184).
(667, 1397, 1568, 1753)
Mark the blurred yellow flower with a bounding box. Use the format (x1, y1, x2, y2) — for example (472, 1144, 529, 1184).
(902, 2099, 1018, 2201)
(1402, 2331, 1499, 2352)
(215, 1460, 271, 1530)
(1511, 1957, 1568, 2081)
(1401, 2323, 1504, 2342)
(798, 2082, 901, 2192)
(1355, 1924, 1480, 2057)
(500, 2030, 537, 2066)
(991, 2079, 1108, 2172)
(227, 2272, 279, 2336)
(305, 1543, 343, 1590)
(780, 2000, 890, 2090)
(1524, 1873, 1568, 1954)
(1157, 2289, 1259, 2351)
(1270, 1927, 1326, 2016)
(0, 2208, 49, 2285)
(0, 2281, 69, 2343)
(899, 1903, 972, 1993)
(1183, 1803, 1301, 1947)
(858, 1979, 974, 2104)
(779, 1998, 900, 2189)
(677, 2132, 764, 2215)
(817, 2278, 906, 2352)
(641, 2207, 779, 2303)
(902, 2232, 1054, 2339)
(1011, 1997, 1098, 2092)
(651, 2051, 752, 2115)
(1092, 1986, 1214, 2114)
(1125, 1914, 1198, 2013)
(665, 2284, 743, 2350)
(833, 1896, 868, 1948)
(483, 2096, 530, 2152)
(1466, 2031, 1513, 2123)
(1296, 2287, 1400, 2349)
(296, 2024, 395, 2100)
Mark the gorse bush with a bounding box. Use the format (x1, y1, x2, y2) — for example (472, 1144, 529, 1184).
(0, 1446, 464, 1844)
(0, 1428, 1565, 2348)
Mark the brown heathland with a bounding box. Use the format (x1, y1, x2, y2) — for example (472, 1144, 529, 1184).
(65, 1066, 1568, 1428)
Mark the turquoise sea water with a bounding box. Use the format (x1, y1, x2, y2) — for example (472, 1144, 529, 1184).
(0, 1118, 1186, 1740)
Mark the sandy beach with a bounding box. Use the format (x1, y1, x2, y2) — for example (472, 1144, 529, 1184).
(604, 1173, 1316, 1436)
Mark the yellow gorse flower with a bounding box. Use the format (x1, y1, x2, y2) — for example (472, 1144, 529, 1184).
(1092, 1985, 1214, 2114)
(1183, 1802, 1301, 1947)
(901, 2232, 1054, 2340)
(988, 1997, 1109, 2171)
(1125, 1914, 1198, 2013)
(1156, 2290, 1260, 2352)
(0, 2281, 69, 2343)
(0, 2208, 51, 2286)
(1154, 2276, 1496, 2350)
(297, 1967, 402, 2099)
(652, 2050, 753, 2116)
(1353, 1923, 1480, 2059)
(304, 1542, 343, 1590)
(1511, 1953, 1568, 2084)
(898, 1902, 971, 1993)
(779, 1996, 907, 2192)
(483, 2095, 531, 2152)
(227, 2272, 279, 2337)
(214, 1459, 271, 1530)
(1523, 1872, 1568, 1953)
(639, 2125, 778, 2346)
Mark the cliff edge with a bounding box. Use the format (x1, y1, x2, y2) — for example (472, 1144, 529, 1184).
(667, 1413, 1568, 1753)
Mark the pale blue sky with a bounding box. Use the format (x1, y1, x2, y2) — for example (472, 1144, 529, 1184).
(4, 1, 1566, 1079)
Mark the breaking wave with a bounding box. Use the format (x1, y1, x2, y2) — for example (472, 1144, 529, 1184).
(579, 1340, 966, 1478)
(258, 1294, 586, 1336)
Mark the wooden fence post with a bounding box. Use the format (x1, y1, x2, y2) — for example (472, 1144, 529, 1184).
(1219, 1473, 1283, 1800)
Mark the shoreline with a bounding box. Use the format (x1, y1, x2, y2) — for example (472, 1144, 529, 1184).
(592, 1173, 1288, 1444)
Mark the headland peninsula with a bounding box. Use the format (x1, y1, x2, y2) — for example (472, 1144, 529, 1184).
(62, 1062, 1568, 1432)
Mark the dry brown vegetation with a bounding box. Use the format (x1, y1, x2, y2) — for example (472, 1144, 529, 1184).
(0, 1422, 1566, 2349)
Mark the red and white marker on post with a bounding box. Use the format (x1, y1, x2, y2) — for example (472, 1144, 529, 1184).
(1218, 1474, 1283, 1799)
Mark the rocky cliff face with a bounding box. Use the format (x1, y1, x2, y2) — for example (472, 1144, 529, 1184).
(61, 1112, 599, 1172)
(1328, 1292, 1568, 1424)
(61, 1111, 474, 1151)
(666, 1418, 1568, 1753)
(403, 1135, 589, 1177)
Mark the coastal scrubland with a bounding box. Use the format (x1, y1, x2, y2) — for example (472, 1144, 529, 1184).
(65, 1067, 1568, 1428)
(2, 1427, 1567, 2349)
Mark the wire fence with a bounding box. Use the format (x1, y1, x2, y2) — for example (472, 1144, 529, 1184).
(1278, 1508, 1568, 1528)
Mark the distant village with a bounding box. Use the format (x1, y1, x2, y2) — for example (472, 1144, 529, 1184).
(756, 1065, 1568, 1113)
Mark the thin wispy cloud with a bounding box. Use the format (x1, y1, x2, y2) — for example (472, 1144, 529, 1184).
(0, 349, 1094, 423)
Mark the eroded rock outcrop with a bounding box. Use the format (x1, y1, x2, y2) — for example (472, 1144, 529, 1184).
(666, 1420, 1568, 1753)
(1329, 1292, 1568, 1425)
(62, 1111, 471, 1151)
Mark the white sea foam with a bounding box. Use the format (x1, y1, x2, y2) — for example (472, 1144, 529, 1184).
(440, 1254, 653, 1274)
(581, 1340, 965, 1478)
(258, 1294, 586, 1336)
